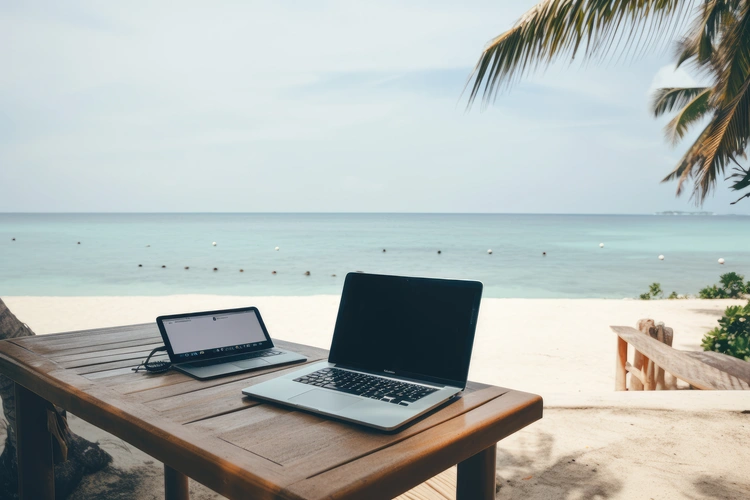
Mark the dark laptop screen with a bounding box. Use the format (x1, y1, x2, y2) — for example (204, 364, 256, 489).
(328, 273, 482, 388)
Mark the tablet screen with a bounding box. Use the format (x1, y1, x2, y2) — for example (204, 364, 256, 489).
(160, 308, 270, 361)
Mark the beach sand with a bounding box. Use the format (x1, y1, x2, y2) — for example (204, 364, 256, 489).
(2, 296, 749, 499)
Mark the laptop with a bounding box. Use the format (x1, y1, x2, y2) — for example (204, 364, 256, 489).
(242, 272, 483, 431)
(156, 307, 307, 380)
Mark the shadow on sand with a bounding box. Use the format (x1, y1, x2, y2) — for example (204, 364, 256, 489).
(495, 432, 623, 499)
(689, 475, 750, 500)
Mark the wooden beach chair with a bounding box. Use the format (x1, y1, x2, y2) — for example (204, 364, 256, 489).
(612, 323, 750, 391)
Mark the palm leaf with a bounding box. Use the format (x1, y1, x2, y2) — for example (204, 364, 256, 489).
(675, 0, 739, 68)
(663, 88, 713, 144)
(465, 0, 695, 108)
(662, 77, 750, 202)
(728, 164, 750, 203)
(651, 87, 710, 116)
(694, 77, 750, 200)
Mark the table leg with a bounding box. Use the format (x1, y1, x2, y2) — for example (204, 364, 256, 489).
(15, 383, 55, 500)
(457, 444, 496, 500)
(165, 464, 190, 500)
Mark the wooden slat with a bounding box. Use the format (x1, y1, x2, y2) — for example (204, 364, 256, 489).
(395, 467, 455, 500)
(625, 362, 645, 383)
(71, 353, 168, 376)
(51, 342, 164, 363)
(611, 326, 750, 390)
(683, 351, 750, 385)
(15, 324, 159, 352)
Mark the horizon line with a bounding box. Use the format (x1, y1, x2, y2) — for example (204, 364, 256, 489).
(1, 211, 745, 216)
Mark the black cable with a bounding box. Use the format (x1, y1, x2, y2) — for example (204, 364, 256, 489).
(132, 346, 171, 374)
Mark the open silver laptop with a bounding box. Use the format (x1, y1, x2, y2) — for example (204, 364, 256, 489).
(156, 307, 306, 380)
(242, 272, 482, 431)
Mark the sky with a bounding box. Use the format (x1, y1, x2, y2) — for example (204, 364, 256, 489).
(1, 1, 748, 214)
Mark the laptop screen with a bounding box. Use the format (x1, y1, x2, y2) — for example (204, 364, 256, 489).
(157, 307, 272, 362)
(328, 273, 482, 388)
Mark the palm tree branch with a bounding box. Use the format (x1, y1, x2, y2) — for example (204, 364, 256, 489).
(663, 88, 713, 144)
(676, 0, 738, 68)
(466, 0, 695, 108)
(651, 86, 711, 116)
(694, 76, 750, 200)
(712, 0, 750, 102)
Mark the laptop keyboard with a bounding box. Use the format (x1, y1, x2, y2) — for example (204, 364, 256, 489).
(186, 349, 282, 367)
(293, 368, 439, 406)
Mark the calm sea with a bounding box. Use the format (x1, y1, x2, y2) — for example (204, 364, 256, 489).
(1, 213, 749, 298)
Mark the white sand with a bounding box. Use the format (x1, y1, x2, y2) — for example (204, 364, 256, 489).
(3, 296, 750, 499)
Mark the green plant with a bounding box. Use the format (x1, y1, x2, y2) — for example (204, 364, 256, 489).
(640, 282, 663, 300)
(702, 301, 750, 361)
(699, 272, 749, 299)
(668, 291, 679, 300)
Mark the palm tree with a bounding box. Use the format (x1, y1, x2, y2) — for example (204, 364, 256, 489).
(466, 0, 750, 205)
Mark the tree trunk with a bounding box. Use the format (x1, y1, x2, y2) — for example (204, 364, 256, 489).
(0, 298, 112, 498)
(0, 298, 37, 455)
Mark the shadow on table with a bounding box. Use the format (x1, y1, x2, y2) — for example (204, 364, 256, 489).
(495, 432, 623, 499)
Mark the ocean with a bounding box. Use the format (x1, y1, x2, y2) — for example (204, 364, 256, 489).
(1, 213, 749, 298)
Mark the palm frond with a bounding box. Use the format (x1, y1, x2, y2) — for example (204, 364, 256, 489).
(663, 88, 713, 144)
(675, 0, 739, 68)
(663, 76, 750, 202)
(661, 122, 712, 196)
(651, 86, 710, 116)
(710, 1, 750, 101)
(466, 0, 696, 108)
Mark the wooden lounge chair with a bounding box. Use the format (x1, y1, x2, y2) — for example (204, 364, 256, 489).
(612, 325, 750, 391)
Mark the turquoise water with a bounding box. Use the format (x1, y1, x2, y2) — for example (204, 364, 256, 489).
(1, 213, 749, 298)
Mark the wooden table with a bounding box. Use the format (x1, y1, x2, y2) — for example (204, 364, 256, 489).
(0, 323, 543, 500)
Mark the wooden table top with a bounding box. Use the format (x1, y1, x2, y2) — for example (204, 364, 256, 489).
(0, 324, 543, 500)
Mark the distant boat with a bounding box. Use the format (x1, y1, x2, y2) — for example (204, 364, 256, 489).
(654, 211, 715, 216)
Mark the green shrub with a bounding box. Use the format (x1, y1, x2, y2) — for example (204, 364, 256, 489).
(701, 301, 750, 361)
(668, 291, 679, 299)
(640, 282, 663, 300)
(699, 272, 749, 299)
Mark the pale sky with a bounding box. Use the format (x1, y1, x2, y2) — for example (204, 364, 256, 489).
(1, 1, 747, 214)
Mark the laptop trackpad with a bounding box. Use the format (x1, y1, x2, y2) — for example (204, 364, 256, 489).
(232, 358, 270, 369)
(290, 389, 360, 411)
